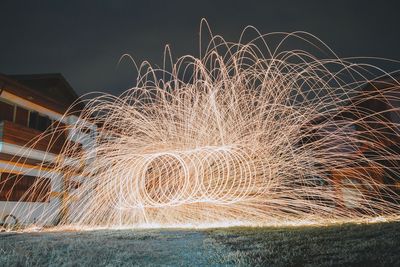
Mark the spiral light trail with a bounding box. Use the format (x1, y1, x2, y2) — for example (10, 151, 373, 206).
(2, 23, 400, 229)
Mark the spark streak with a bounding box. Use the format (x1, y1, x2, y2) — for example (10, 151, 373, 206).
(2, 23, 400, 229)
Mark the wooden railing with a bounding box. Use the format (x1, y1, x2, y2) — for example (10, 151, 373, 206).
(0, 120, 66, 154)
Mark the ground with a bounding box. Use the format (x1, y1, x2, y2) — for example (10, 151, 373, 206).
(0, 221, 399, 266)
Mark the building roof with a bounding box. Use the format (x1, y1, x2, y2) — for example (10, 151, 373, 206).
(0, 73, 83, 114)
(9, 73, 79, 107)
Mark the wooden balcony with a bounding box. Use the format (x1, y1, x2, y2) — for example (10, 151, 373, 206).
(0, 120, 65, 154)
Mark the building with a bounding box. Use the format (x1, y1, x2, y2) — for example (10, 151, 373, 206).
(299, 75, 400, 208)
(0, 73, 95, 227)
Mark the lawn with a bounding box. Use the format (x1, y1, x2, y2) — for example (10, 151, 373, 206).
(0, 221, 399, 266)
(206, 221, 400, 266)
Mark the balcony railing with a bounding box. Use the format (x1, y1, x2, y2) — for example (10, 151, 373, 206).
(0, 120, 65, 154)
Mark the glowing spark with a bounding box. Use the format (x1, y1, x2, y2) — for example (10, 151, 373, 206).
(2, 22, 400, 229)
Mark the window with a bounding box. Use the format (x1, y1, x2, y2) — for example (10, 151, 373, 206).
(29, 111, 38, 129)
(0, 100, 14, 122)
(0, 99, 56, 131)
(0, 172, 51, 202)
(38, 114, 51, 131)
(29, 112, 51, 131)
(15, 106, 29, 127)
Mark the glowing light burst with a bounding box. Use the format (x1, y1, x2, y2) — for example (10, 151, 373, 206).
(4, 23, 400, 228)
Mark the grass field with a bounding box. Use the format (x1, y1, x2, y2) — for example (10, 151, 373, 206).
(206, 221, 400, 266)
(0, 221, 399, 266)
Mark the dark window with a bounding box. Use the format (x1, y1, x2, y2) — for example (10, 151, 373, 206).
(0, 173, 51, 202)
(37, 114, 51, 131)
(29, 112, 51, 131)
(15, 106, 29, 126)
(0, 100, 14, 122)
(29, 111, 38, 129)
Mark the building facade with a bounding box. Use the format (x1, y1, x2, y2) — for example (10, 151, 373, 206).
(0, 73, 95, 226)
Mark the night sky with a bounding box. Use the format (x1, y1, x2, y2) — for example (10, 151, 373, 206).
(1, 0, 400, 96)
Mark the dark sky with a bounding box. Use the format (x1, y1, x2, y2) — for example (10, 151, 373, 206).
(1, 0, 400, 96)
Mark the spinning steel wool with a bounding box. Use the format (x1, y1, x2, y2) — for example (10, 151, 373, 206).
(2, 23, 400, 229)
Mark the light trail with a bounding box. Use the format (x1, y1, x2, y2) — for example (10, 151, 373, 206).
(2, 23, 400, 229)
